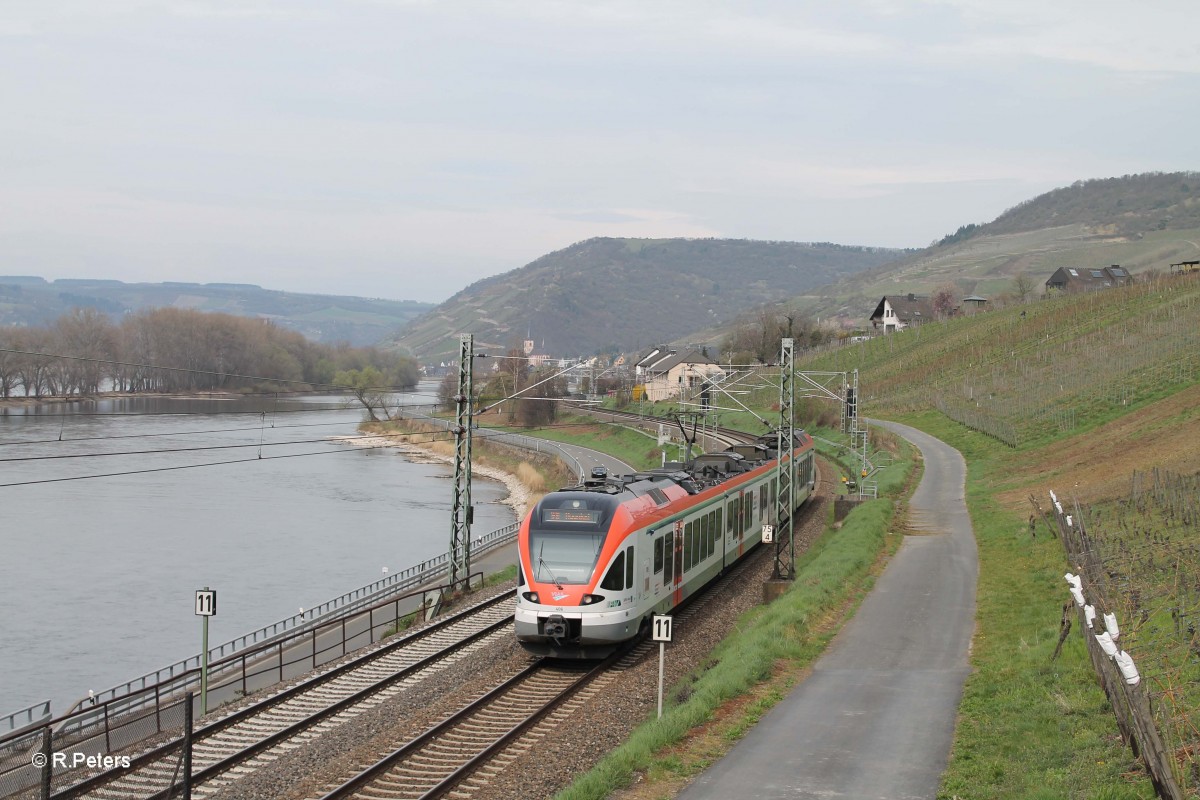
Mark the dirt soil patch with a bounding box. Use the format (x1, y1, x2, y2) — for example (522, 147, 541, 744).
(994, 383, 1200, 509)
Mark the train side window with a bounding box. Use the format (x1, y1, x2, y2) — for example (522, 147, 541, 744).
(699, 515, 708, 560)
(684, 521, 693, 571)
(600, 551, 625, 591)
(727, 500, 735, 534)
(625, 545, 635, 589)
(664, 537, 674, 582)
(654, 536, 664, 573)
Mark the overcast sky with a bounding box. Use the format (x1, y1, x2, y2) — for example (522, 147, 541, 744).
(1, 1, 1196, 303)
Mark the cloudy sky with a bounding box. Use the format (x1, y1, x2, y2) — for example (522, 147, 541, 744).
(1, 1, 1196, 303)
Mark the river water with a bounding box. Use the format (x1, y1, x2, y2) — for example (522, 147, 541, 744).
(0, 388, 513, 716)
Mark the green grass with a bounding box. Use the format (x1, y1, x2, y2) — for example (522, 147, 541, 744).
(555, 454, 912, 800)
(482, 564, 518, 587)
(479, 413, 667, 471)
(894, 412, 1156, 800)
(800, 274, 1200, 448)
(381, 610, 420, 639)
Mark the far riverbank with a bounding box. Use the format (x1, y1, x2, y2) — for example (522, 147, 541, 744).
(335, 430, 535, 521)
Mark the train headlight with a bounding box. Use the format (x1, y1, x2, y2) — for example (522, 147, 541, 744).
(580, 594, 604, 605)
(522, 591, 539, 603)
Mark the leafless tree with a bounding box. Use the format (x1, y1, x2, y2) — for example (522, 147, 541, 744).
(1013, 272, 1035, 303)
(932, 284, 959, 319)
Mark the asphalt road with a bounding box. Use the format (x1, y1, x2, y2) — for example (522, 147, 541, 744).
(678, 421, 978, 800)
(550, 439, 635, 479)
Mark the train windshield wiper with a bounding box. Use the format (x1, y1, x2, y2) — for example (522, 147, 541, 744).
(537, 543, 563, 590)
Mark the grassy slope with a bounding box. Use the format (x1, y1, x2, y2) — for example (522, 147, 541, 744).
(476, 413, 668, 472)
(788, 280, 1200, 797)
(558, 445, 915, 800)
(546, 280, 1199, 797)
(897, 412, 1155, 800)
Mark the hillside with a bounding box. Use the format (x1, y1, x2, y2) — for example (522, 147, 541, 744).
(387, 237, 907, 362)
(783, 172, 1200, 328)
(0, 278, 433, 346)
(796, 272, 1200, 504)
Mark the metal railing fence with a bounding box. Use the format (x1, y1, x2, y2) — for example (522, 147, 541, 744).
(50, 520, 517, 722)
(0, 568, 497, 799)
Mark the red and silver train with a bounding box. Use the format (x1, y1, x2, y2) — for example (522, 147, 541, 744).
(515, 432, 816, 657)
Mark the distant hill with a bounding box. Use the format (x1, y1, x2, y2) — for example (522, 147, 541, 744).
(770, 171, 1200, 329)
(0, 278, 433, 346)
(387, 237, 908, 362)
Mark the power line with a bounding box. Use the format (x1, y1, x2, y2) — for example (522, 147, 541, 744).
(0, 427, 456, 463)
(0, 429, 473, 488)
(0, 403, 654, 485)
(0, 443, 425, 488)
(0, 419, 366, 448)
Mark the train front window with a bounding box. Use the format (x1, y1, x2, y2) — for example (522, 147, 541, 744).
(527, 493, 618, 585)
(530, 531, 607, 584)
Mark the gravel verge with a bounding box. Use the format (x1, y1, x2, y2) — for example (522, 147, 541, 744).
(198, 482, 830, 800)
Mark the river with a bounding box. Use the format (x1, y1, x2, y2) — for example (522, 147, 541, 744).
(0, 387, 514, 716)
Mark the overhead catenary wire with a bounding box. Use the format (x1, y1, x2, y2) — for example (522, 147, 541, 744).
(0, 415, 658, 463)
(0, 427, 457, 463)
(0, 443, 427, 488)
(0, 409, 682, 487)
(0, 419, 367, 448)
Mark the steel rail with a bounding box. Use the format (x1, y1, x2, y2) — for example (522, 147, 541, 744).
(319, 650, 624, 800)
(50, 592, 515, 800)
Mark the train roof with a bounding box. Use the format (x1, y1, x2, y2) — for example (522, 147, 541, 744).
(557, 428, 809, 499)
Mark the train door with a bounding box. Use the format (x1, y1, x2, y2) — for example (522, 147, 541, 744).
(642, 532, 651, 600)
(673, 520, 684, 594)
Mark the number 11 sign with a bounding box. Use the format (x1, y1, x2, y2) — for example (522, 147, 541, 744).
(653, 614, 673, 718)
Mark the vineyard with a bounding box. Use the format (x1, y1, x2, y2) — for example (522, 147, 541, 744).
(806, 273, 1200, 448)
(1056, 470, 1200, 797)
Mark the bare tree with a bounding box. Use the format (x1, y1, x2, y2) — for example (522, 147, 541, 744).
(932, 284, 959, 319)
(1013, 272, 1035, 302)
(53, 308, 117, 395)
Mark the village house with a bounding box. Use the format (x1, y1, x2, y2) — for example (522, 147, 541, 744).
(1045, 265, 1133, 293)
(961, 295, 988, 314)
(869, 294, 936, 333)
(634, 346, 725, 402)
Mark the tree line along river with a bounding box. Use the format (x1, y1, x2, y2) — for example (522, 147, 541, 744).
(0, 387, 513, 717)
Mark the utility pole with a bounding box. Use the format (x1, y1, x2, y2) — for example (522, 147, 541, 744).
(450, 334, 474, 591)
(773, 338, 796, 580)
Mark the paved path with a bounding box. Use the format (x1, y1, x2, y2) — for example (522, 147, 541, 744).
(678, 421, 978, 800)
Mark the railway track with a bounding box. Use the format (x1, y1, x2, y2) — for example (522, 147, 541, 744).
(313, 656, 619, 800)
(51, 591, 516, 800)
(310, 502, 807, 800)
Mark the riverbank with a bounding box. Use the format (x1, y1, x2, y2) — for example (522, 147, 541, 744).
(332, 432, 535, 521)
